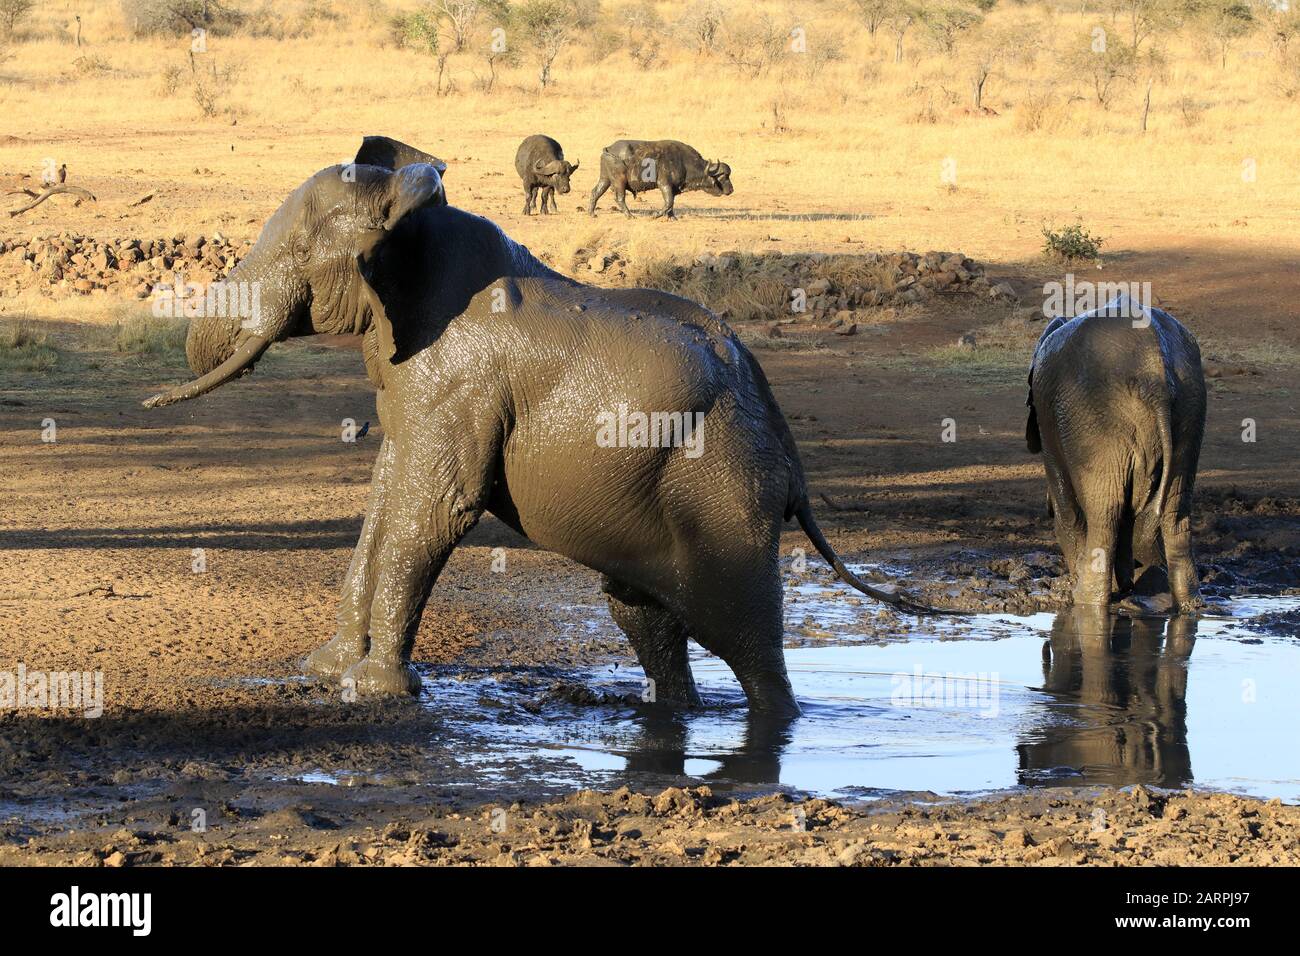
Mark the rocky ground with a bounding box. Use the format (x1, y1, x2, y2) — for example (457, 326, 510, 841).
(1, 230, 252, 301)
(6, 782, 1297, 867)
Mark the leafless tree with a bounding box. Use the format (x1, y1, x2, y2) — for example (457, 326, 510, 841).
(963, 21, 1038, 111)
(432, 0, 481, 53)
(854, 0, 893, 37)
(0, 0, 36, 38)
(679, 0, 725, 54)
(885, 4, 918, 64)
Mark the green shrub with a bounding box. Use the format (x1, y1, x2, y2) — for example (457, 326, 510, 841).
(1042, 222, 1105, 261)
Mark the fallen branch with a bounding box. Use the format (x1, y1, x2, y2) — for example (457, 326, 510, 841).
(7, 185, 97, 217)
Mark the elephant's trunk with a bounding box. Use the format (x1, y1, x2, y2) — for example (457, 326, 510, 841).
(144, 334, 271, 408)
(182, 247, 283, 375)
(145, 243, 299, 408)
(184, 308, 246, 377)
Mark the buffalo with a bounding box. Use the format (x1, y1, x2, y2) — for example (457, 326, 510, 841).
(515, 134, 579, 215)
(587, 139, 733, 219)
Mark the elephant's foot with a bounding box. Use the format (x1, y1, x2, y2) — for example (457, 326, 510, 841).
(303, 634, 366, 679)
(1115, 592, 1172, 616)
(739, 673, 802, 719)
(343, 656, 421, 697)
(1172, 590, 1206, 614)
(641, 675, 703, 709)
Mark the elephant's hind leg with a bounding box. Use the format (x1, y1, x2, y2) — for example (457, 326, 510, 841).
(603, 576, 701, 707)
(1075, 497, 1123, 606)
(1162, 477, 1203, 612)
(679, 558, 800, 718)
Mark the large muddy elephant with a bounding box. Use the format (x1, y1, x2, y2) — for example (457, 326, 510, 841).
(1025, 300, 1207, 611)
(144, 136, 913, 717)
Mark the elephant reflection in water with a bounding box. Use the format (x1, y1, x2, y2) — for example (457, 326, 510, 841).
(620, 713, 794, 787)
(1017, 606, 1197, 789)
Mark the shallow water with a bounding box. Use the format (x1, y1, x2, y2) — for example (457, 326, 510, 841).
(420, 593, 1300, 803)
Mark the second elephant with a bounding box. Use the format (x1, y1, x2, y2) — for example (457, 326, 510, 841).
(1026, 300, 1207, 611)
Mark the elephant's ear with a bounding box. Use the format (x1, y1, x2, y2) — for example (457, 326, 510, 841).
(1026, 316, 1067, 454)
(354, 135, 449, 179)
(354, 164, 446, 380)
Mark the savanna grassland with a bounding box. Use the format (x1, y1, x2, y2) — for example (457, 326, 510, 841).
(1, 0, 1298, 281)
(1, 1, 1299, 867)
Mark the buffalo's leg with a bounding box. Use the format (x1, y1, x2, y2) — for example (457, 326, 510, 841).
(613, 182, 633, 218)
(652, 183, 676, 219)
(603, 576, 701, 707)
(522, 184, 536, 215)
(587, 176, 610, 216)
(541, 186, 555, 214)
(304, 436, 396, 679)
(344, 465, 482, 696)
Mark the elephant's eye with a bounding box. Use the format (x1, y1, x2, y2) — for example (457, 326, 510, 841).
(291, 236, 312, 265)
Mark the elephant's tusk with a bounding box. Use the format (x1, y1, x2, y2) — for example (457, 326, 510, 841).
(143, 334, 270, 408)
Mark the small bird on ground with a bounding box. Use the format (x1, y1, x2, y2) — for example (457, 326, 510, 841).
(57, 164, 67, 184)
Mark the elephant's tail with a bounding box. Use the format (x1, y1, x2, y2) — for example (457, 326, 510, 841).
(1153, 394, 1174, 521)
(794, 499, 953, 615)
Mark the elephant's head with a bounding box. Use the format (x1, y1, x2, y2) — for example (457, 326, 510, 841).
(145, 137, 447, 408)
(1024, 315, 1068, 453)
(703, 159, 734, 196)
(534, 157, 578, 194)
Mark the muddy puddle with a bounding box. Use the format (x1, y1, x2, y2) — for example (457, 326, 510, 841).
(407, 584, 1300, 803)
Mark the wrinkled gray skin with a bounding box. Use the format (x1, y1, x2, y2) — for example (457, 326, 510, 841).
(515, 134, 578, 216)
(587, 139, 733, 219)
(1026, 301, 1207, 612)
(145, 137, 910, 717)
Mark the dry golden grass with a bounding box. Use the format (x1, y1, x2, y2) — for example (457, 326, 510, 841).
(0, 0, 1297, 327)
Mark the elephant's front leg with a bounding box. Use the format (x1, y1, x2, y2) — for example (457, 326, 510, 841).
(343, 461, 482, 696)
(304, 435, 397, 680)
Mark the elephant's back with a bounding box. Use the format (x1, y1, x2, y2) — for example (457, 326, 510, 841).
(493, 280, 789, 574)
(1036, 309, 1168, 389)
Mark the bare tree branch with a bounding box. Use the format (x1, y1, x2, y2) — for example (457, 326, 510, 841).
(6, 184, 97, 217)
